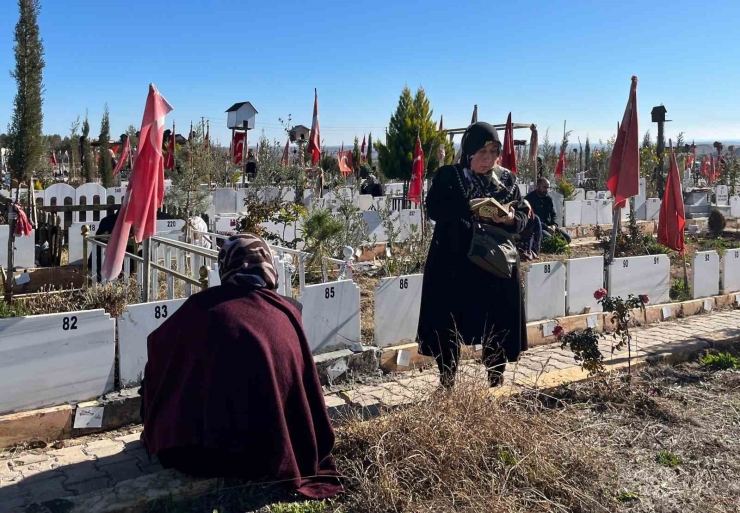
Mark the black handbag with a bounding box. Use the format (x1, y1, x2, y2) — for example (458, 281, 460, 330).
(468, 221, 519, 279)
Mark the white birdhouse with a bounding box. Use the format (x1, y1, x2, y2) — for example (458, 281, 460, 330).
(225, 102, 258, 130)
(289, 125, 311, 143)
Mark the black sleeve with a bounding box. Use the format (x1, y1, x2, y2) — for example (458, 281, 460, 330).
(547, 197, 558, 226)
(426, 166, 473, 230)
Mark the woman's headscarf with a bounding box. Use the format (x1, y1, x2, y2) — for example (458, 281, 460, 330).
(218, 234, 278, 290)
(461, 122, 501, 170)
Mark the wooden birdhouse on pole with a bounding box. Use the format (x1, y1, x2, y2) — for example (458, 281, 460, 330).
(225, 102, 258, 186)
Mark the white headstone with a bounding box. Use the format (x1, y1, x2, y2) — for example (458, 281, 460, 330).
(573, 188, 585, 201)
(586, 191, 597, 200)
(566, 256, 604, 315)
(374, 274, 423, 348)
(722, 248, 740, 293)
(68, 222, 100, 265)
(0, 309, 115, 415)
(398, 209, 422, 240)
(44, 182, 75, 207)
(548, 191, 564, 226)
(214, 214, 239, 234)
(564, 201, 582, 227)
(525, 261, 566, 322)
(645, 198, 661, 221)
(634, 178, 647, 216)
(118, 299, 187, 387)
(354, 194, 374, 211)
(156, 219, 186, 233)
(517, 183, 528, 198)
(608, 255, 670, 305)
(213, 188, 238, 214)
(372, 196, 388, 211)
(0, 225, 35, 269)
(363, 211, 388, 242)
(581, 200, 598, 225)
(692, 251, 720, 299)
(716, 185, 730, 206)
(596, 200, 613, 224)
(730, 197, 740, 218)
(75, 183, 107, 223)
(106, 185, 126, 205)
(385, 183, 404, 197)
(297, 280, 361, 354)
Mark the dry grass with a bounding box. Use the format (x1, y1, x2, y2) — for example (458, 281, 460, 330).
(14, 280, 139, 318)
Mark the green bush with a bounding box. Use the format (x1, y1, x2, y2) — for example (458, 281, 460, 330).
(708, 209, 727, 237)
(0, 301, 30, 319)
(698, 237, 728, 256)
(669, 279, 691, 301)
(541, 232, 570, 255)
(700, 351, 739, 370)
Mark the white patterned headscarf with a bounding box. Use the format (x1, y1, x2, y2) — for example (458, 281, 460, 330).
(217, 234, 278, 290)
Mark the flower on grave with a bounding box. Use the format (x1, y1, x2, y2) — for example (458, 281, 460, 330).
(639, 294, 650, 305)
(593, 288, 607, 300)
(553, 325, 564, 339)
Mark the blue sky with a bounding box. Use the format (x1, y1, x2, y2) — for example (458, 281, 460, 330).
(1, 0, 739, 149)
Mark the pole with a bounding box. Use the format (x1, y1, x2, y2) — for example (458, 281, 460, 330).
(657, 119, 665, 197)
(141, 237, 151, 303)
(4, 202, 15, 302)
(608, 207, 620, 267)
(242, 129, 248, 187)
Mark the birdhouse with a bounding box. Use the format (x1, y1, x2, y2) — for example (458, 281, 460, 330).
(289, 125, 311, 143)
(651, 105, 667, 123)
(225, 102, 258, 130)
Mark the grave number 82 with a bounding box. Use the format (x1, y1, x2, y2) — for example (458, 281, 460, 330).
(154, 305, 168, 319)
(325, 286, 335, 299)
(399, 278, 409, 289)
(62, 316, 78, 331)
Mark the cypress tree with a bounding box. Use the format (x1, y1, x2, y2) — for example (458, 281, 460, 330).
(584, 137, 591, 171)
(8, 0, 45, 185)
(98, 104, 112, 187)
(352, 136, 361, 175)
(366, 133, 373, 166)
(81, 114, 94, 182)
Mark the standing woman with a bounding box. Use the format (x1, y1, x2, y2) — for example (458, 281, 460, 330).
(417, 122, 528, 388)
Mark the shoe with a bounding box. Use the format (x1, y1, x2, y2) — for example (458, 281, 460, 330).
(489, 373, 503, 388)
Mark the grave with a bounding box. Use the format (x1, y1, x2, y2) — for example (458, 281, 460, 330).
(722, 248, 740, 293)
(716, 185, 729, 206)
(573, 188, 585, 201)
(354, 194, 374, 210)
(363, 211, 387, 242)
(213, 188, 238, 214)
(44, 183, 76, 210)
(525, 261, 566, 321)
(155, 219, 186, 233)
(581, 200, 598, 225)
(0, 309, 115, 415)
(0, 225, 35, 269)
(608, 254, 670, 305)
(548, 191, 564, 226)
(731, 197, 740, 218)
(398, 209, 422, 240)
(75, 183, 107, 223)
(645, 198, 661, 221)
(692, 250, 720, 299)
(634, 178, 647, 219)
(214, 214, 239, 234)
(596, 200, 613, 224)
(374, 274, 423, 348)
(564, 201, 582, 227)
(586, 191, 597, 200)
(106, 185, 126, 205)
(297, 280, 361, 354)
(68, 222, 100, 265)
(566, 256, 604, 315)
(118, 299, 187, 387)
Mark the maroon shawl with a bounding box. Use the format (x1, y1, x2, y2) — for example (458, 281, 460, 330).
(141, 284, 342, 499)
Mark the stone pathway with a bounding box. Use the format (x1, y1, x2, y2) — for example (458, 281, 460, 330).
(2, 308, 740, 513)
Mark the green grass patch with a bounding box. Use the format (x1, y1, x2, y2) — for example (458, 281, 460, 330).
(700, 352, 740, 370)
(656, 450, 682, 468)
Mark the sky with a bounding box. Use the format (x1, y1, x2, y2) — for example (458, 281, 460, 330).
(1, 0, 739, 150)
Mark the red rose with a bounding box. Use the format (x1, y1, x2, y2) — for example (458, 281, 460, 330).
(553, 325, 564, 338)
(593, 288, 607, 300)
(639, 294, 649, 304)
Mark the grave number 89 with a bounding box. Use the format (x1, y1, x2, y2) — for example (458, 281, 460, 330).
(654, 257, 659, 264)
(400, 278, 409, 289)
(154, 305, 168, 319)
(62, 316, 78, 331)
(705, 254, 710, 262)
(325, 286, 335, 299)
(543, 264, 551, 274)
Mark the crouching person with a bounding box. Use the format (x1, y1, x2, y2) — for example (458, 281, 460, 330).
(140, 234, 342, 499)
(524, 178, 572, 244)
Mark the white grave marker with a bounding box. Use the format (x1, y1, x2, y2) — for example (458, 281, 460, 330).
(118, 299, 187, 387)
(608, 255, 670, 305)
(645, 198, 661, 221)
(731, 197, 740, 218)
(549, 191, 564, 226)
(156, 219, 185, 233)
(542, 321, 556, 337)
(716, 185, 729, 206)
(68, 222, 99, 265)
(662, 306, 672, 320)
(596, 200, 613, 224)
(692, 251, 720, 299)
(573, 188, 585, 201)
(564, 201, 582, 227)
(525, 261, 566, 321)
(585, 191, 597, 200)
(0, 309, 115, 415)
(74, 406, 105, 429)
(212, 188, 238, 214)
(297, 280, 361, 354)
(374, 274, 423, 348)
(587, 315, 598, 328)
(0, 225, 35, 269)
(396, 350, 411, 367)
(704, 299, 713, 311)
(566, 256, 604, 315)
(581, 200, 598, 225)
(722, 248, 740, 293)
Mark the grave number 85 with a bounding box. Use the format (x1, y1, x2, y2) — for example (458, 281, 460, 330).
(400, 278, 409, 289)
(62, 316, 78, 331)
(325, 286, 335, 299)
(155, 305, 168, 319)
(543, 264, 551, 274)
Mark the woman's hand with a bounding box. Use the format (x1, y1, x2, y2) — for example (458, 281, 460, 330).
(492, 207, 516, 225)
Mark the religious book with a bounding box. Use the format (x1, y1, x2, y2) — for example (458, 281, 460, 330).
(470, 197, 511, 221)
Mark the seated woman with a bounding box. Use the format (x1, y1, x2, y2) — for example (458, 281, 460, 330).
(140, 234, 342, 499)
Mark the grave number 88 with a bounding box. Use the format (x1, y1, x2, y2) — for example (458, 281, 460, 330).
(62, 316, 78, 331)
(325, 286, 335, 299)
(155, 305, 168, 319)
(543, 264, 551, 274)
(400, 278, 409, 289)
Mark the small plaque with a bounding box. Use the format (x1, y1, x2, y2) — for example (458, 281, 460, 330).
(396, 349, 411, 367)
(587, 315, 598, 329)
(704, 299, 713, 312)
(74, 406, 104, 429)
(474, 344, 483, 351)
(662, 306, 672, 320)
(543, 321, 556, 337)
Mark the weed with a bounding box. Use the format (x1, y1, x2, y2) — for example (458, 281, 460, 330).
(541, 232, 570, 255)
(670, 279, 691, 301)
(700, 352, 739, 370)
(613, 490, 641, 503)
(656, 450, 682, 468)
(265, 501, 329, 513)
(0, 301, 30, 319)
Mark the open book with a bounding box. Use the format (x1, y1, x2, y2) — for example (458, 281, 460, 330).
(470, 197, 512, 221)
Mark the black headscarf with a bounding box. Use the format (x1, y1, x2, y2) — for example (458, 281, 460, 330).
(218, 234, 278, 290)
(461, 122, 501, 170)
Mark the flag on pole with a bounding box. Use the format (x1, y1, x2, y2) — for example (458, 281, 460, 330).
(501, 112, 517, 174)
(113, 137, 131, 176)
(337, 150, 353, 177)
(717, 156, 723, 179)
(606, 76, 640, 209)
(408, 137, 424, 205)
(101, 84, 173, 282)
(701, 155, 709, 177)
(686, 142, 696, 170)
(710, 155, 716, 183)
(232, 132, 245, 165)
(164, 123, 176, 170)
(657, 140, 686, 254)
(281, 139, 290, 166)
(555, 147, 565, 178)
(49, 151, 57, 166)
(308, 89, 321, 166)
(361, 135, 366, 156)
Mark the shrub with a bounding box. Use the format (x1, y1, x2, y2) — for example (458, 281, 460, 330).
(700, 351, 739, 370)
(555, 179, 575, 200)
(655, 450, 682, 468)
(541, 232, 570, 255)
(0, 301, 30, 319)
(669, 279, 691, 301)
(708, 209, 726, 237)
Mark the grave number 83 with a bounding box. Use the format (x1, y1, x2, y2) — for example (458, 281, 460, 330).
(154, 305, 168, 319)
(62, 316, 78, 331)
(325, 286, 335, 299)
(543, 264, 551, 274)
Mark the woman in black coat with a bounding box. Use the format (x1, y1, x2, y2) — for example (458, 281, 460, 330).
(417, 122, 528, 388)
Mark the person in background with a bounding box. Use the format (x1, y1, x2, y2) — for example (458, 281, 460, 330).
(246, 149, 257, 180)
(140, 234, 342, 499)
(361, 174, 384, 197)
(417, 122, 528, 389)
(524, 178, 572, 244)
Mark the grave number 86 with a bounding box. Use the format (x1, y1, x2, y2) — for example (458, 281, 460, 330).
(325, 286, 335, 299)
(400, 278, 409, 289)
(155, 305, 168, 319)
(62, 316, 78, 331)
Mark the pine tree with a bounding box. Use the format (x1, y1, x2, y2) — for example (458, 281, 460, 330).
(7, 0, 45, 185)
(584, 137, 591, 171)
(366, 133, 373, 166)
(98, 104, 113, 187)
(352, 136, 361, 175)
(81, 114, 95, 182)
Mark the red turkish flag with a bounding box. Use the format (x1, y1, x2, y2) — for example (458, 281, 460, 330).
(164, 125, 176, 170)
(113, 137, 131, 176)
(657, 141, 686, 254)
(49, 151, 57, 166)
(308, 89, 321, 165)
(710, 156, 716, 183)
(408, 137, 424, 205)
(361, 135, 366, 155)
(281, 138, 290, 166)
(686, 143, 695, 170)
(607, 76, 640, 209)
(555, 147, 565, 178)
(102, 84, 173, 282)
(232, 132, 245, 165)
(501, 112, 517, 174)
(700, 155, 709, 177)
(337, 150, 354, 177)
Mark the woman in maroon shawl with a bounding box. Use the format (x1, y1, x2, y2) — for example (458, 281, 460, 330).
(141, 234, 342, 499)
